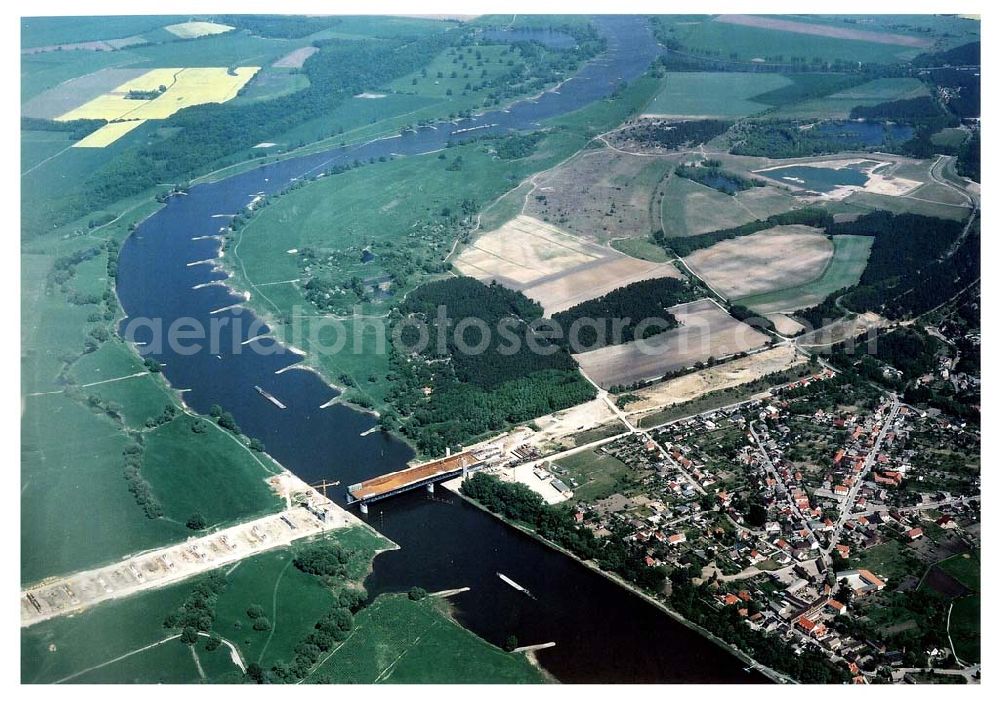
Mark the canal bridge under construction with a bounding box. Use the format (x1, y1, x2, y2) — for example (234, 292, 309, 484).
(345, 449, 497, 513)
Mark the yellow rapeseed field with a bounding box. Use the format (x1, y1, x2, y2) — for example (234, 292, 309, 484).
(72, 120, 147, 148)
(57, 67, 260, 146)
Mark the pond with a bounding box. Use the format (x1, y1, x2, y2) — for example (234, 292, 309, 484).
(759, 163, 873, 193)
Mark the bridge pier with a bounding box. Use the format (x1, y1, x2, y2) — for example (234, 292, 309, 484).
(426, 482, 435, 493)
(359, 502, 369, 515)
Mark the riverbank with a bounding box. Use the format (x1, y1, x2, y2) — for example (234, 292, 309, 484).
(451, 481, 793, 684)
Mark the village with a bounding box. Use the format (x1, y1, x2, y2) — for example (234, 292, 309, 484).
(500, 364, 981, 684)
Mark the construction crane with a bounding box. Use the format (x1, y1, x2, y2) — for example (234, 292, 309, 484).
(312, 479, 341, 498)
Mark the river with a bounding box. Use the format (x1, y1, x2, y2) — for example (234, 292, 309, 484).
(114, 16, 767, 683)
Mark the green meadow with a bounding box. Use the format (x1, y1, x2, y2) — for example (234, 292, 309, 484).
(644, 72, 792, 118)
(306, 594, 545, 684)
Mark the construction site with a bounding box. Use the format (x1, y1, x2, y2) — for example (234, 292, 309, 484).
(21, 474, 364, 627)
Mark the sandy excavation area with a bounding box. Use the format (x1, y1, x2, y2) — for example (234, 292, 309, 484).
(684, 225, 833, 301)
(574, 299, 771, 389)
(617, 343, 806, 415)
(454, 215, 682, 314)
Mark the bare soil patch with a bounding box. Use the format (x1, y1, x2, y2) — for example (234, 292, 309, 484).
(574, 299, 770, 389)
(617, 344, 805, 413)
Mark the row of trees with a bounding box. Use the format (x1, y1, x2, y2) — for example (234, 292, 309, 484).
(655, 206, 833, 257)
(460, 474, 667, 592)
(613, 118, 731, 150)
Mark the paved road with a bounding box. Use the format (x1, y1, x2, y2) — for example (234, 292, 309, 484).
(824, 397, 901, 559)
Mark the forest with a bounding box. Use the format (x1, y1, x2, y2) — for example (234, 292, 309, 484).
(830, 210, 969, 318)
(613, 118, 730, 150)
(387, 278, 594, 454)
(213, 14, 344, 38)
(729, 119, 910, 159)
(674, 160, 766, 195)
(550, 277, 692, 352)
(798, 211, 974, 323)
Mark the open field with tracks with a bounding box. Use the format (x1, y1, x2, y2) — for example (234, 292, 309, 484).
(573, 299, 770, 388)
(454, 215, 683, 314)
(736, 234, 873, 314)
(684, 225, 834, 301)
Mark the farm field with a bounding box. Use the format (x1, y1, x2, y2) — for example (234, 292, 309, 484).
(524, 148, 675, 240)
(659, 15, 936, 65)
(56, 67, 260, 145)
(659, 177, 798, 238)
(305, 594, 545, 684)
(714, 14, 931, 48)
(684, 225, 835, 301)
(273, 46, 319, 68)
(616, 344, 806, 414)
(164, 21, 234, 39)
(643, 72, 792, 118)
(573, 299, 771, 389)
(770, 77, 930, 119)
(736, 234, 874, 314)
(454, 215, 683, 315)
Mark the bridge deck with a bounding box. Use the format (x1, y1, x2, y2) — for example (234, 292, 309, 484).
(349, 451, 479, 502)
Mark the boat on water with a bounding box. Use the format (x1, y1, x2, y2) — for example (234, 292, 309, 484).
(254, 385, 287, 409)
(497, 572, 534, 598)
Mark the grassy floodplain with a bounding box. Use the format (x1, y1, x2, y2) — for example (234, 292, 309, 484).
(658, 16, 938, 64)
(305, 594, 546, 684)
(22, 526, 393, 684)
(21, 246, 284, 583)
(225, 76, 662, 410)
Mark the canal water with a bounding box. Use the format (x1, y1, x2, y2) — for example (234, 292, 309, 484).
(115, 16, 766, 683)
